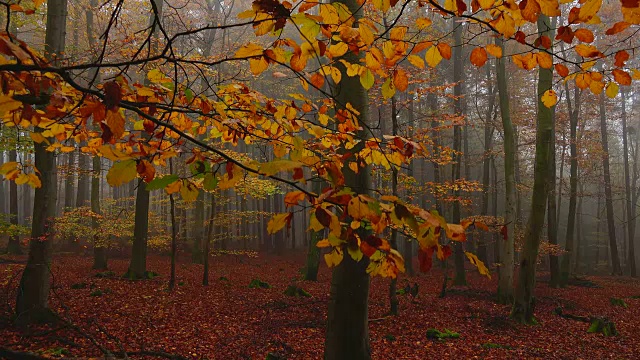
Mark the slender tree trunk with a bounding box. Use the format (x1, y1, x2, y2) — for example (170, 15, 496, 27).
(560, 86, 580, 287)
(76, 149, 88, 207)
(621, 88, 636, 276)
(451, 14, 466, 286)
(479, 63, 495, 264)
(496, 37, 515, 303)
(91, 156, 107, 269)
(6, 149, 21, 254)
(599, 92, 623, 275)
(203, 192, 215, 285)
(547, 116, 559, 287)
(511, 15, 554, 323)
(304, 181, 322, 281)
(64, 151, 75, 209)
(389, 96, 399, 315)
(324, 0, 371, 357)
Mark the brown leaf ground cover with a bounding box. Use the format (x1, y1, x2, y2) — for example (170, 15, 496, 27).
(1, 253, 640, 359)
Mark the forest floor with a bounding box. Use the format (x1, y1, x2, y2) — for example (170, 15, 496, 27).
(1, 253, 640, 359)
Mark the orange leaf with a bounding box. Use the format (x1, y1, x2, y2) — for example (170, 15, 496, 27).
(437, 43, 452, 60)
(536, 52, 553, 69)
(555, 63, 569, 77)
(393, 69, 409, 92)
(612, 69, 632, 86)
(485, 44, 502, 58)
(310, 72, 325, 89)
(469, 47, 488, 67)
(574, 28, 594, 43)
(284, 191, 306, 207)
(136, 160, 156, 183)
(575, 44, 600, 58)
(105, 110, 125, 140)
(521, 0, 541, 23)
(614, 50, 630, 68)
(606, 21, 631, 35)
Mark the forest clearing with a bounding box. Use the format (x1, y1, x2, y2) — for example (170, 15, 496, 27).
(2, 254, 640, 359)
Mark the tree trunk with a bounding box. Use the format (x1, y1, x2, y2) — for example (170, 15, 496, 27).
(621, 87, 636, 276)
(511, 15, 554, 323)
(389, 96, 399, 315)
(479, 63, 495, 264)
(547, 118, 559, 287)
(304, 181, 322, 281)
(495, 37, 515, 303)
(15, 0, 66, 325)
(324, 0, 371, 357)
(599, 92, 623, 275)
(560, 86, 581, 287)
(6, 149, 21, 254)
(64, 151, 75, 209)
(451, 14, 466, 286)
(75, 150, 88, 207)
(91, 156, 107, 269)
(203, 193, 216, 286)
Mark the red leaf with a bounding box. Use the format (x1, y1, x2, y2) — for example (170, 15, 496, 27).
(418, 247, 435, 272)
(501, 225, 508, 241)
(103, 81, 121, 110)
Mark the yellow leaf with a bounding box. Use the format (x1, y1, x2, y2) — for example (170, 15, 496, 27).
(324, 248, 343, 267)
(605, 82, 619, 98)
(98, 145, 132, 161)
(425, 46, 443, 68)
(0, 162, 19, 176)
(465, 251, 491, 278)
(0, 95, 22, 115)
(30, 132, 49, 144)
(259, 160, 304, 176)
(485, 44, 502, 58)
(541, 89, 558, 108)
(249, 57, 269, 76)
(180, 180, 199, 202)
(348, 246, 363, 262)
(328, 42, 348, 58)
(268, 213, 291, 234)
(359, 69, 374, 90)
(234, 43, 263, 58)
(416, 17, 432, 29)
(359, 25, 374, 46)
(381, 78, 395, 99)
(106, 159, 137, 187)
(578, 0, 602, 23)
(407, 54, 424, 69)
(538, 0, 560, 16)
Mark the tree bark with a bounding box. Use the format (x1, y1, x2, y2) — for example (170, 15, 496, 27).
(511, 15, 554, 323)
(15, 0, 66, 325)
(599, 92, 623, 275)
(6, 149, 21, 254)
(324, 0, 371, 357)
(621, 87, 636, 276)
(495, 37, 515, 303)
(560, 86, 581, 287)
(452, 14, 466, 286)
(91, 156, 106, 269)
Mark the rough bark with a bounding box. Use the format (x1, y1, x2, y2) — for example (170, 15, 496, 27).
(479, 63, 495, 264)
(324, 0, 371, 357)
(452, 15, 466, 286)
(495, 37, 515, 303)
(621, 88, 636, 276)
(599, 92, 623, 275)
(560, 86, 581, 287)
(15, 0, 66, 325)
(511, 16, 554, 323)
(6, 149, 21, 254)
(91, 156, 107, 269)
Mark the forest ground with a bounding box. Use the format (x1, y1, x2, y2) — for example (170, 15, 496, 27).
(1, 253, 640, 359)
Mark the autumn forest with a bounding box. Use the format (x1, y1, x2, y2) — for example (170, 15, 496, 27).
(0, 0, 639, 358)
